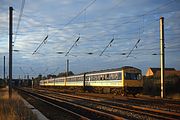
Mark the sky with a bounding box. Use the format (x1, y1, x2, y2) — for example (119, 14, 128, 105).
(0, 0, 180, 78)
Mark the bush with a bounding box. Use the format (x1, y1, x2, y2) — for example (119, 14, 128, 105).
(143, 75, 180, 97)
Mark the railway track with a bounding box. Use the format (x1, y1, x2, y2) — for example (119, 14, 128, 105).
(48, 87, 180, 112)
(37, 89, 180, 120)
(18, 88, 180, 120)
(37, 87, 180, 113)
(110, 96, 180, 113)
(18, 88, 125, 120)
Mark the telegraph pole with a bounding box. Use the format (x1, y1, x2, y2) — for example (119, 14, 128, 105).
(160, 16, 165, 98)
(64, 59, 69, 86)
(66, 59, 69, 76)
(9, 7, 13, 98)
(4, 56, 5, 81)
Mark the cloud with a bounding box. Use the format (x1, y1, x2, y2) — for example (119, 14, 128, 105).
(0, 0, 180, 78)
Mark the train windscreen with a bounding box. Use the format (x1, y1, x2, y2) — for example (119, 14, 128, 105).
(124, 73, 141, 80)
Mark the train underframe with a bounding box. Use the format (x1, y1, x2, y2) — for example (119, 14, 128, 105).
(84, 86, 142, 96)
(40, 85, 142, 96)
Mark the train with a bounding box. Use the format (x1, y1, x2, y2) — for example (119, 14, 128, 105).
(40, 66, 143, 95)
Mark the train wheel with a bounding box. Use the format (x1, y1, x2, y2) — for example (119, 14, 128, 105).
(120, 89, 126, 96)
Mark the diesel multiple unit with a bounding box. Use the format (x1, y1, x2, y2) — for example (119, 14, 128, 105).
(40, 66, 143, 95)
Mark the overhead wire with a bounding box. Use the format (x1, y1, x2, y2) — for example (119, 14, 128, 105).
(13, 0, 25, 45)
(31, 0, 96, 56)
(14, 0, 177, 49)
(49, 0, 97, 39)
(73, 0, 175, 42)
(3, 0, 179, 76)
(63, 0, 96, 28)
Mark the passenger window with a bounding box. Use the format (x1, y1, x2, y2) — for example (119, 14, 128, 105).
(118, 73, 122, 80)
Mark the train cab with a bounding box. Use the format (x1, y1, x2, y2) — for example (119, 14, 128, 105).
(122, 66, 143, 95)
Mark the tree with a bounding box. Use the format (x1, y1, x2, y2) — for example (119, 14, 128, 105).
(57, 71, 74, 77)
(47, 74, 56, 79)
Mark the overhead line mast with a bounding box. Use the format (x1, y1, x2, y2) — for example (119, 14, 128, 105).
(160, 16, 165, 98)
(99, 37, 114, 56)
(65, 36, 80, 56)
(9, 7, 13, 98)
(32, 35, 48, 55)
(126, 39, 140, 58)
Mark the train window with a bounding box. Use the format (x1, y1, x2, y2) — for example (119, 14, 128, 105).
(59, 79, 63, 82)
(118, 73, 122, 80)
(86, 76, 91, 81)
(109, 73, 114, 80)
(125, 73, 141, 80)
(93, 75, 99, 81)
(71, 78, 74, 81)
(93, 76, 96, 81)
(101, 74, 105, 80)
(67, 78, 70, 81)
(90, 76, 93, 81)
(115, 74, 118, 80)
(106, 73, 117, 80)
(86, 76, 89, 81)
(106, 74, 110, 80)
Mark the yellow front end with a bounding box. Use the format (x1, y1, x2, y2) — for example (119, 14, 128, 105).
(122, 67, 143, 94)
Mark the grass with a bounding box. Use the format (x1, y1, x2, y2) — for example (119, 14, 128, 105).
(0, 88, 37, 120)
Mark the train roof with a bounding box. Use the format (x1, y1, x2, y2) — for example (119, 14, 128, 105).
(40, 66, 141, 81)
(78, 66, 141, 75)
